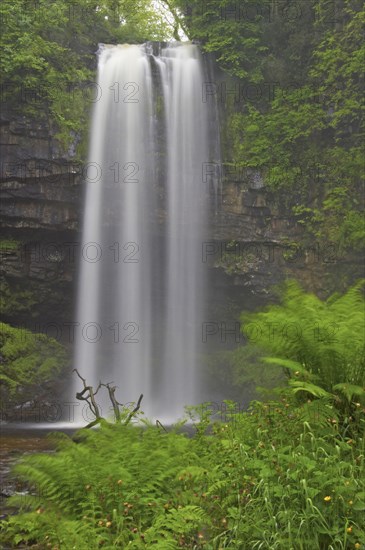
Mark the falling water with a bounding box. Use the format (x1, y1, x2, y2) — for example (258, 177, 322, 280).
(74, 43, 216, 423)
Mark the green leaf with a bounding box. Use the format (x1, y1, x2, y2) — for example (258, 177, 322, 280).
(263, 357, 311, 377)
(333, 383, 365, 402)
(352, 501, 365, 511)
(289, 381, 332, 399)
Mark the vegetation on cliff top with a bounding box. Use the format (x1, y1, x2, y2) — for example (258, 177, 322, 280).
(0, 0, 172, 152)
(174, 0, 365, 250)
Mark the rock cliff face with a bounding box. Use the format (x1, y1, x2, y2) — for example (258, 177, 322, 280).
(1, 103, 363, 335)
(1, 110, 81, 231)
(209, 181, 361, 297)
(0, 109, 81, 332)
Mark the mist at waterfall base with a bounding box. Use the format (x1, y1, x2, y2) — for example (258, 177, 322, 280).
(74, 43, 219, 424)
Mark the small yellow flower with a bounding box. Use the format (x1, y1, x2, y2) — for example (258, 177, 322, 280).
(324, 496, 331, 502)
(347, 526, 353, 533)
(354, 544, 361, 549)
(106, 521, 112, 528)
(349, 500, 353, 505)
(117, 479, 123, 485)
(98, 520, 104, 526)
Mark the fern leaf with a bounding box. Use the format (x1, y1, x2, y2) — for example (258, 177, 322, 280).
(333, 383, 365, 402)
(263, 357, 311, 377)
(289, 380, 332, 398)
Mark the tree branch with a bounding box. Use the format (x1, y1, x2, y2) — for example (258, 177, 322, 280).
(101, 382, 122, 422)
(159, 0, 189, 40)
(73, 370, 144, 428)
(73, 368, 102, 420)
(156, 419, 167, 432)
(125, 394, 143, 425)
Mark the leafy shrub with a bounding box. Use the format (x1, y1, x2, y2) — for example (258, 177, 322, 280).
(1, 398, 364, 549)
(240, 280, 365, 423)
(0, 322, 69, 407)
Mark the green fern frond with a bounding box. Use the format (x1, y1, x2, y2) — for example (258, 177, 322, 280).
(263, 357, 311, 377)
(289, 381, 333, 399)
(333, 383, 365, 402)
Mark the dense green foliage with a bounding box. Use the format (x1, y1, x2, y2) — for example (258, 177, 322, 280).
(0, 0, 172, 152)
(239, 280, 365, 419)
(1, 283, 364, 548)
(174, 0, 364, 249)
(207, 280, 365, 422)
(2, 400, 364, 549)
(0, 280, 39, 319)
(0, 322, 68, 406)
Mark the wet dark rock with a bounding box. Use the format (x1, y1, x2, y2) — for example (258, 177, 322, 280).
(1, 103, 363, 334)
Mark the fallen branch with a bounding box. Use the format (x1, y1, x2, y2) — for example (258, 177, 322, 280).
(156, 419, 167, 432)
(73, 369, 102, 421)
(125, 394, 143, 426)
(74, 370, 144, 427)
(101, 382, 123, 422)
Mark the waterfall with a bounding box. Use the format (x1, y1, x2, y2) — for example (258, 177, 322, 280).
(74, 43, 216, 423)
